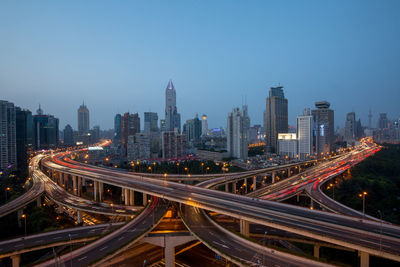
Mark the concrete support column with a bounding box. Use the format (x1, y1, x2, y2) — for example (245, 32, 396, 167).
(72, 176, 77, 196)
(314, 244, 320, 258)
(165, 243, 175, 267)
(77, 211, 82, 224)
(359, 251, 370, 267)
(124, 189, 129, 206)
(36, 197, 41, 207)
(244, 179, 248, 194)
(232, 182, 237, 194)
(240, 219, 250, 237)
(17, 209, 23, 228)
(94, 181, 98, 201)
(310, 199, 314, 209)
(11, 254, 21, 267)
(143, 193, 148, 205)
(287, 168, 291, 177)
(130, 190, 135, 206)
(225, 183, 229, 192)
(121, 187, 125, 203)
(77, 177, 82, 196)
(63, 173, 68, 188)
(253, 176, 257, 191)
(98, 182, 103, 202)
(272, 171, 276, 183)
(297, 193, 300, 202)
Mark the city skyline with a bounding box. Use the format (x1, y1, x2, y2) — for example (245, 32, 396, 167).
(1, 1, 399, 130)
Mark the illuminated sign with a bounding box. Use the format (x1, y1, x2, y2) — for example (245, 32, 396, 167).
(278, 133, 297, 140)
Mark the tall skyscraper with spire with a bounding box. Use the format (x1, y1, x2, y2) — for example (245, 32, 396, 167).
(164, 80, 181, 133)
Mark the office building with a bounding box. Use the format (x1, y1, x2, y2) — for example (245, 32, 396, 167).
(144, 112, 159, 134)
(345, 112, 356, 141)
(227, 106, 249, 159)
(161, 131, 186, 159)
(77, 102, 89, 136)
(183, 114, 202, 145)
(114, 114, 121, 146)
(312, 101, 334, 155)
(63, 124, 74, 146)
(33, 105, 59, 150)
(16, 107, 33, 172)
(278, 133, 298, 158)
(0, 100, 17, 171)
(120, 112, 140, 156)
(127, 133, 151, 160)
(91, 125, 100, 144)
(378, 113, 389, 129)
(297, 108, 313, 160)
(265, 86, 288, 152)
(164, 80, 181, 132)
(201, 114, 208, 136)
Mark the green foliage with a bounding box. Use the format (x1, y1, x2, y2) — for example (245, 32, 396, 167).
(335, 144, 400, 224)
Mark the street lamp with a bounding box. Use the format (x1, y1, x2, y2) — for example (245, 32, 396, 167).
(21, 214, 27, 236)
(358, 192, 367, 217)
(329, 183, 334, 200)
(5, 187, 11, 202)
(110, 203, 114, 213)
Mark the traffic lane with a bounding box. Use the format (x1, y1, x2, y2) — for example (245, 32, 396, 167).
(0, 223, 121, 255)
(182, 205, 319, 267)
(65, 198, 169, 267)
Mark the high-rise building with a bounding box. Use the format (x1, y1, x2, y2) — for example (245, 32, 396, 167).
(160, 119, 166, 132)
(312, 101, 334, 155)
(114, 114, 121, 146)
(120, 112, 140, 156)
(161, 131, 186, 159)
(183, 114, 202, 145)
(0, 100, 17, 171)
(144, 112, 159, 134)
(227, 106, 249, 159)
(91, 125, 100, 144)
(201, 114, 208, 136)
(77, 102, 89, 136)
(345, 112, 356, 141)
(63, 124, 74, 146)
(265, 86, 288, 152)
(15, 107, 33, 172)
(248, 125, 262, 144)
(297, 108, 313, 160)
(33, 107, 59, 150)
(164, 80, 181, 132)
(378, 113, 389, 129)
(127, 133, 151, 160)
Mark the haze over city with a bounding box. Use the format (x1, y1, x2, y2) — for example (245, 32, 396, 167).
(1, 0, 399, 129)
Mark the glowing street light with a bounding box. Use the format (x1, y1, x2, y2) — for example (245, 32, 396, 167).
(358, 192, 368, 217)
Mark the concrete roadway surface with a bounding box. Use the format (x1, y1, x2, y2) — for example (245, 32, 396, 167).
(37, 196, 169, 267)
(0, 223, 123, 258)
(42, 154, 400, 261)
(0, 156, 45, 219)
(181, 205, 332, 267)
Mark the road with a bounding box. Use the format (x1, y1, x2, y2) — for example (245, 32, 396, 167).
(41, 150, 400, 262)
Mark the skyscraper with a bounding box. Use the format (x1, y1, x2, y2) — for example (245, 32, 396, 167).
(161, 131, 186, 159)
(33, 105, 59, 150)
(78, 102, 89, 136)
(227, 106, 249, 159)
(144, 112, 159, 134)
(165, 80, 181, 133)
(345, 112, 356, 141)
(16, 107, 33, 171)
(183, 114, 202, 145)
(265, 86, 288, 153)
(63, 124, 74, 146)
(114, 114, 121, 145)
(378, 113, 389, 129)
(312, 101, 334, 155)
(120, 112, 140, 156)
(0, 100, 17, 171)
(297, 108, 313, 160)
(201, 114, 208, 136)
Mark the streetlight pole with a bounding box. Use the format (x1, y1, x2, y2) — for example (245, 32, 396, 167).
(21, 214, 27, 236)
(359, 192, 367, 217)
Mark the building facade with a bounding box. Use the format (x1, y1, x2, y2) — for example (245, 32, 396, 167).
(164, 80, 181, 133)
(16, 107, 33, 172)
(227, 106, 249, 159)
(127, 133, 151, 160)
(161, 131, 186, 159)
(345, 112, 356, 141)
(265, 86, 288, 153)
(63, 124, 74, 146)
(120, 112, 140, 156)
(144, 112, 159, 134)
(0, 100, 17, 171)
(278, 133, 298, 158)
(33, 105, 59, 150)
(312, 101, 334, 155)
(77, 102, 89, 136)
(201, 114, 208, 136)
(297, 108, 313, 160)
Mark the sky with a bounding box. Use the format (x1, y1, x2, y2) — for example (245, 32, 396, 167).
(1, 0, 399, 130)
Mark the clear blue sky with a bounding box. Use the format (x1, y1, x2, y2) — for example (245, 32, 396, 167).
(1, 0, 399, 130)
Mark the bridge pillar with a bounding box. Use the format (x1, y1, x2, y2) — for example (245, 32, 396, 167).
(225, 183, 229, 192)
(63, 173, 68, 188)
(272, 171, 276, 183)
(244, 179, 248, 194)
(232, 182, 237, 194)
(17, 209, 23, 228)
(77, 176, 82, 196)
(314, 244, 320, 258)
(94, 181, 98, 201)
(72, 176, 77, 196)
(124, 189, 129, 206)
(36, 197, 41, 207)
(310, 199, 314, 209)
(99, 182, 104, 202)
(143, 193, 147, 205)
(297, 193, 300, 202)
(240, 219, 250, 237)
(11, 254, 21, 267)
(253, 176, 256, 191)
(287, 168, 291, 177)
(359, 251, 369, 267)
(130, 190, 135, 206)
(77, 211, 82, 224)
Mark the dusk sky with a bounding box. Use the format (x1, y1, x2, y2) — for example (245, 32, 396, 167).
(1, 1, 399, 130)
